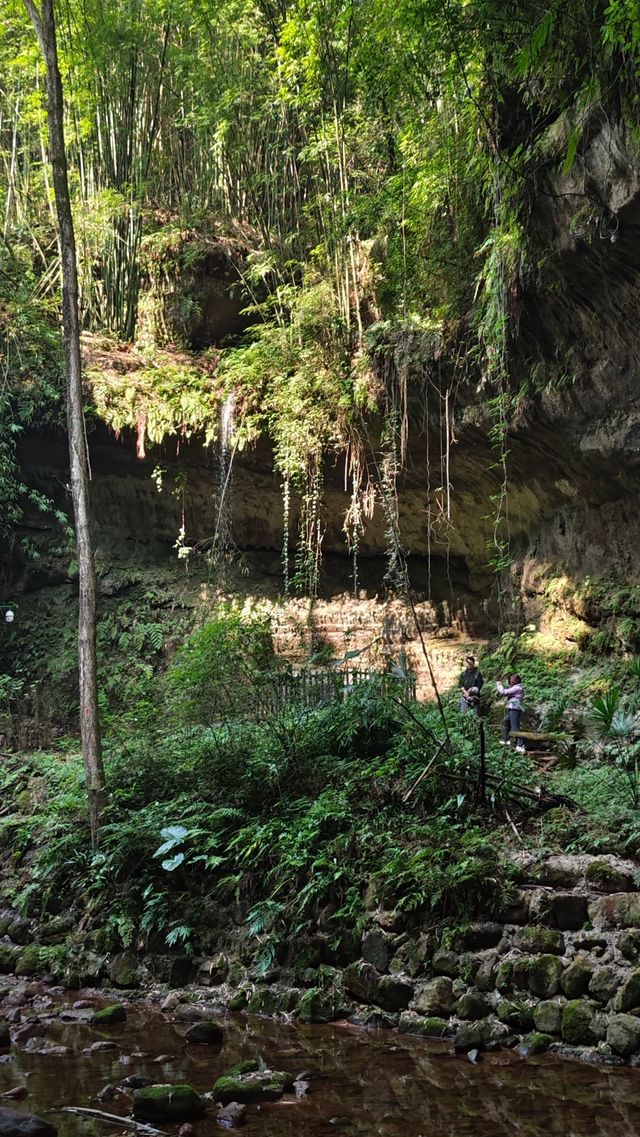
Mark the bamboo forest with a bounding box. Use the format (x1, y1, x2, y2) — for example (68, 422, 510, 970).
(1, 0, 640, 1134)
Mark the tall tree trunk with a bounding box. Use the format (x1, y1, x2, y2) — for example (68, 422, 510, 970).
(23, 0, 106, 845)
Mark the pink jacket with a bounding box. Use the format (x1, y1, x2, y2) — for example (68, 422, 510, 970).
(497, 682, 524, 710)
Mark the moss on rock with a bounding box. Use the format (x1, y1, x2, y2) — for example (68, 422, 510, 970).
(213, 1066, 294, 1105)
(560, 957, 593, 999)
(533, 998, 564, 1035)
(411, 977, 455, 1017)
(614, 969, 640, 1012)
(133, 1084, 205, 1121)
(516, 927, 564, 955)
(454, 989, 490, 1020)
(585, 860, 633, 893)
(0, 944, 20, 975)
(342, 960, 379, 1003)
(296, 987, 336, 1023)
(497, 1000, 534, 1032)
(517, 1032, 553, 1057)
(454, 1023, 483, 1053)
(561, 999, 598, 1045)
(528, 955, 563, 999)
(14, 945, 44, 977)
(398, 1012, 450, 1038)
(90, 1004, 127, 1026)
(606, 1012, 640, 1058)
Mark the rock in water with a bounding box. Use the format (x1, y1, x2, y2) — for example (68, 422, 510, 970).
(133, 1085, 205, 1121)
(184, 1021, 224, 1045)
(213, 1062, 295, 1105)
(217, 1102, 247, 1127)
(90, 1004, 127, 1026)
(120, 1075, 153, 1089)
(0, 1107, 58, 1135)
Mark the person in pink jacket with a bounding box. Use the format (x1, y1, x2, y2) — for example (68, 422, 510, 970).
(497, 674, 524, 747)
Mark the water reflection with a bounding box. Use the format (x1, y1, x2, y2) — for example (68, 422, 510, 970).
(1, 999, 640, 1137)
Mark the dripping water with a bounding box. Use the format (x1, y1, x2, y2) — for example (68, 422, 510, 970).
(211, 391, 235, 559)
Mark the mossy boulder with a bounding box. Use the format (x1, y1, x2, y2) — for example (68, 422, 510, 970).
(516, 927, 564, 955)
(7, 917, 32, 946)
(561, 1000, 599, 1045)
(398, 1012, 450, 1038)
(361, 929, 392, 973)
(0, 1019, 9, 1048)
(606, 1013, 640, 1058)
(585, 859, 634, 893)
(15, 945, 44, 977)
(247, 987, 282, 1016)
(296, 988, 336, 1023)
(479, 1017, 512, 1047)
(213, 1066, 294, 1105)
(454, 1023, 483, 1054)
(517, 1032, 553, 1057)
(411, 977, 455, 1017)
(495, 961, 513, 992)
(533, 999, 564, 1035)
(432, 950, 459, 978)
(454, 924, 503, 951)
(614, 969, 640, 1012)
(348, 1006, 398, 1029)
(0, 944, 20, 975)
(133, 1084, 205, 1121)
(528, 955, 563, 999)
(228, 990, 248, 1012)
(389, 933, 431, 978)
(513, 958, 533, 990)
(496, 1000, 534, 1032)
(475, 955, 498, 993)
(618, 930, 640, 963)
(454, 989, 490, 1020)
(342, 960, 379, 1004)
(589, 894, 640, 930)
(589, 966, 621, 1005)
(560, 957, 593, 999)
(90, 1004, 127, 1026)
(109, 951, 139, 989)
(37, 916, 73, 945)
(376, 975, 414, 1012)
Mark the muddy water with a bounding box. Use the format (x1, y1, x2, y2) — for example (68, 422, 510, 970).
(1, 995, 640, 1137)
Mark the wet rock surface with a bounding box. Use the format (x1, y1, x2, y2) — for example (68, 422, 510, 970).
(0, 983, 637, 1137)
(0, 1107, 57, 1136)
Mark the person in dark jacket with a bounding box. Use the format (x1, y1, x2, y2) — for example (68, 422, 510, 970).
(459, 654, 484, 714)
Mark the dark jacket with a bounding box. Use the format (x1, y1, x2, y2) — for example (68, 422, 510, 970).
(460, 667, 483, 692)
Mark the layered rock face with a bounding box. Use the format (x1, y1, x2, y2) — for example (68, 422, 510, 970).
(3, 121, 640, 700)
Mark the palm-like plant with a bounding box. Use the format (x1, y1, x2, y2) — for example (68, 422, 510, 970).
(589, 685, 640, 807)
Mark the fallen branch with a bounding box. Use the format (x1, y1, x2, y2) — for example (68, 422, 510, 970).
(403, 740, 447, 802)
(59, 1107, 163, 1134)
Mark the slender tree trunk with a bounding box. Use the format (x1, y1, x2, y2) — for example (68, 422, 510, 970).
(23, 0, 106, 845)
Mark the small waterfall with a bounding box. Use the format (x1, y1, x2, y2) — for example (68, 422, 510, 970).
(212, 391, 235, 559)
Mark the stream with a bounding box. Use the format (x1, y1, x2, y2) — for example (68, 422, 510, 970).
(1, 988, 640, 1137)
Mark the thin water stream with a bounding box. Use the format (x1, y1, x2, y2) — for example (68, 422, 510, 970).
(1, 991, 640, 1137)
